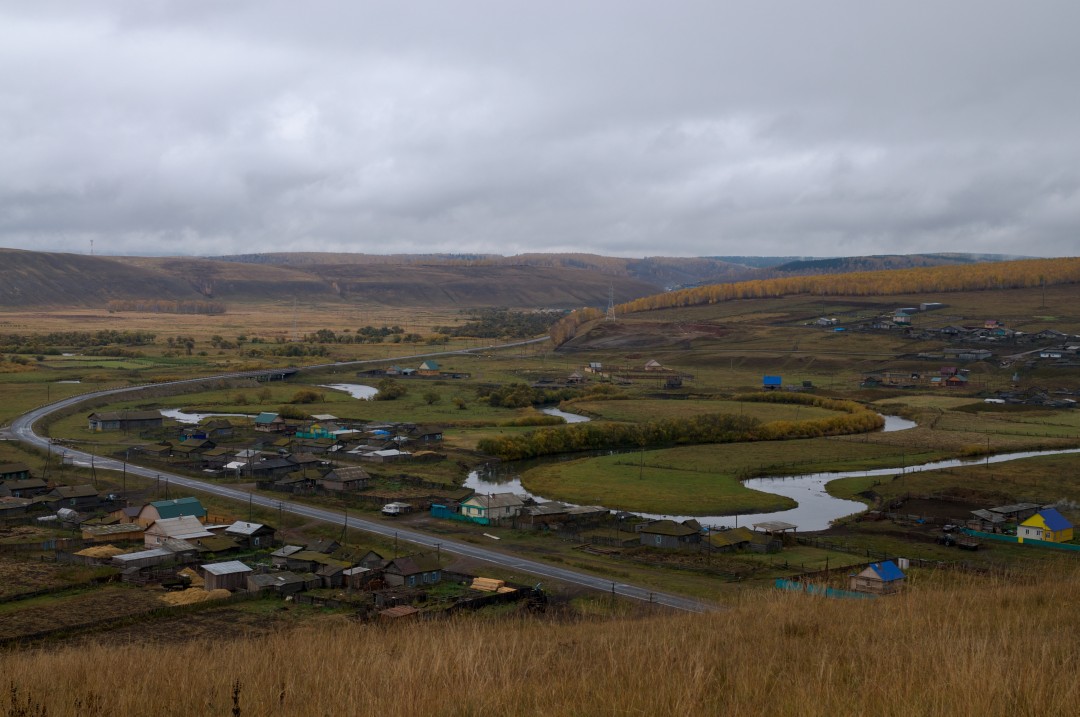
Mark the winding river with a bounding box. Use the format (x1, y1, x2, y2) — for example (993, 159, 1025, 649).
(467, 410, 1077, 531)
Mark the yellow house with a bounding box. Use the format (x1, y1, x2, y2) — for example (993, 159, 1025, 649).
(1018, 508, 1074, 543)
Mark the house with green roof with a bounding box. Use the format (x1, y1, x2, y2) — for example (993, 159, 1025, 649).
(136, 497, 207, 526)
(254, 412, 286, 433)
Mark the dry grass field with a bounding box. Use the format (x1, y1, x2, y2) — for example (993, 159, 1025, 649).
(0, 567, 1078, 716)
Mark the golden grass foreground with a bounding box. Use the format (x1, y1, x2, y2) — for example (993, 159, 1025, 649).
(3, 567, 1079, 716)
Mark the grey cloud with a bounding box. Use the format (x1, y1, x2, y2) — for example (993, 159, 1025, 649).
(0, 1, 1077, 258)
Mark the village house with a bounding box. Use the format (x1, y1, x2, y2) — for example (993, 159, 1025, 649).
(638, 519, 702, 549)
(247, 570, 320, 595)
(319, 466, 371, 493)
(460, 493, 525, 522)
(0, 462, 32, 482)
(224, 521, 277, 549)
(0, 478, 48, 498)
(417, 360, 440, 376)
(44, 485, 101, 511)
(201, 561, 253, 591)
(383, 554, 442, 588)
(1018, 508, 1074, 543)
(849, 560, 906, 595)
(86, 410, 163, 433)
(136, 497, 207, 527)
(254, 412, 286, 433)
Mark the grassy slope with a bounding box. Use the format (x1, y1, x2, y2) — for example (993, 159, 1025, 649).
(2, 568, 1079, 715)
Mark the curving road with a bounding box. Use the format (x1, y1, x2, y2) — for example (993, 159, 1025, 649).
(8, 340, 716, 613)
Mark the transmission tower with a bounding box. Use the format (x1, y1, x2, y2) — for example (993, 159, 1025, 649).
(606, 285, 616, 321)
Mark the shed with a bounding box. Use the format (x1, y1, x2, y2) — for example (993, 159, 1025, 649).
(849, 560, 906, 595)
(87, 410, 163, 433)
(111, 548, 174, 570)
(201, 561, 253, 591)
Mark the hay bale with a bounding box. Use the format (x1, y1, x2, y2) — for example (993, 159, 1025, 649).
(177, 567, 204, 587)
(74, 544, 125, 559)
(159, 587, 231, 606)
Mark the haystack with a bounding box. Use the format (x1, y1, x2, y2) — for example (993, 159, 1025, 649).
(159, 588, 231, 606)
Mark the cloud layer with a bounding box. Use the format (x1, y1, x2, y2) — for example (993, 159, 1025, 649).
(1, 1, 1077, 258)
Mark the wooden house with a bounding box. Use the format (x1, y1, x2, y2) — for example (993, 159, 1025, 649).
(643, 359, 665, 371)
(1018, 508, 1074, 543)
(0, 462, 32, 482)
(638, 520, 702, 549)
(460, 493, 524, 522)
(417, 360, 440, 376)
(254, 412, 286, 433)
(849, 560, 906, 595)
(1, 478, 48, 498)
(383, 554, 442, 588)
(319, 466, 370, 493)
(44, 484, 101, 511)
(224, 521, 277, 549)
(201, 561, 253, 591)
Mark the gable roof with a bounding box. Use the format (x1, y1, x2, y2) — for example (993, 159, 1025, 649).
(419, 360, 439, 370)
(149, 497, 207, 519)
(639, 520, 698, 537)
(868, 561, 906, 582)
(465, 493, 524, 510)
(50, 484, 98, 499)
(88, 410, 163, 421)
(1029, 507, 1072, 532)
(385, 554, 441, 575)
(201, 560, 253, 576)
(225, 521, 272, 537)
(323, 466, 371, 483)
(255, 412, 281, 424)
(146, 515, 212, 540)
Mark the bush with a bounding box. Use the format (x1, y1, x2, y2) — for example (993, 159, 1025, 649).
(374, 379, 407, 401)
(290, 389, 323, 404)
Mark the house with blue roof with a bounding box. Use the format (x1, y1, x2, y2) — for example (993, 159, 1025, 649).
(1018, 508, 1074, 543)
(849, 560, 906, 595)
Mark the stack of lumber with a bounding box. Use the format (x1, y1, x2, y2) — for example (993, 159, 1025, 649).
(471, 577, 505, 592)
(471, 577, 517, 593)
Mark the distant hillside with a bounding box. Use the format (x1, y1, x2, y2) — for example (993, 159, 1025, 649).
(0, 249, 661, 309)
(216, 252, 756, 289)
(771, 253, 1023, 275)
(0, 249, 203, 307)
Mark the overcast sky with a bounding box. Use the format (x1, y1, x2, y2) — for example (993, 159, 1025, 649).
(1, 2, 1077, 259)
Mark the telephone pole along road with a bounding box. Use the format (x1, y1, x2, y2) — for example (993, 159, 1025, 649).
(8, 339, 716, 614)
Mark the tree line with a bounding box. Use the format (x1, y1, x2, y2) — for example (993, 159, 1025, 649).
(477, 393, 883, 461)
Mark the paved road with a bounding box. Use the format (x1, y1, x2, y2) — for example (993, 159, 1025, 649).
(8, 341, 716, 613)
